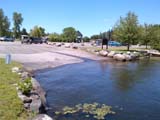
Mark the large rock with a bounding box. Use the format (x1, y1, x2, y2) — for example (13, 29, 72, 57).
(113, 54, 126, 61)
(12, 67, 19, 73)
(21, 72, 29, 80)
(108, 51, 115, 57)
(99, 50, 108, 57)
(17, 91, 32, 103)
(30, 93, 42, 113)
(32, 114, 53, 120)
(64, 43, 71, 48)
(31, 78, 46, 109)
(56, 43, 62, 47)
(72, 45, 78, 49)
(124, 54, 132, 61)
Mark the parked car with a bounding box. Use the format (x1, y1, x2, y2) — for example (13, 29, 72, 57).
(21, 35, 31, 44)
(108, 41, 121, 46)
(0, 36, 14, 42)
(21, 35, 43, 44)
(30, 37, 43, 44)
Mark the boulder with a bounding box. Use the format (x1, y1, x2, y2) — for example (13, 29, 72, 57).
(32, 114, 53, 120)
(21, 72, 29, 80)
(113, 54, 126, 61)
(31, 78, 46, 109)
(108, 51, 115, 57)
(12, 67, 19, 73)
(124, 54, 132, 61)
(99, 50, 108, 57)
(17, 91, 32, 103)
(64, 43, 70, 48)
(56, 43, 61, 47)
(30, 93, 42, 113)
(72, 45, 78, 49)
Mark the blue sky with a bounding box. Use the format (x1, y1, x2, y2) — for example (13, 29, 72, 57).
(0, 0, 159, 37)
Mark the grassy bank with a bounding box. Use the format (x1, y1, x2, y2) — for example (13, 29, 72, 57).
(0, 59, 29, 120)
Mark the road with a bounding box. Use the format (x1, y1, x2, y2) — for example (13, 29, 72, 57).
(0, 41, 101, 71)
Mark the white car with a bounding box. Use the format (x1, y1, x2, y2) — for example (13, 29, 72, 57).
(0, 36, 14, 42)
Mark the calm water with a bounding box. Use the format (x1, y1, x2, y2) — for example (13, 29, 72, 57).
(36, 59, 160, 120)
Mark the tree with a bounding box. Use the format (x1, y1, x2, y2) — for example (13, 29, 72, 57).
(90, 34, 100, 39)
(12, 12, 23, 38)
(62, 27, 77, 42)
(0, 9, 10, 36)
(113, 12, 139, 50)
(49, 33, 60, 42)
(150, 24, 160, 50)
(21, 28, 28, 35)
(83, 36, 90, 42)
(139, 24, 154, 49)
(30, 26, 45, 38)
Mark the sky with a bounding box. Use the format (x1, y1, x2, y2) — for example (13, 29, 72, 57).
(0, 0, 159, 37)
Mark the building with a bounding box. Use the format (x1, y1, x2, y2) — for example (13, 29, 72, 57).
(76, 31, 83, 43)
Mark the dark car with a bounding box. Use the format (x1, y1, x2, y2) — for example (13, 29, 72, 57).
(21, 35, 43, 44)
(30, 37, 43, 44)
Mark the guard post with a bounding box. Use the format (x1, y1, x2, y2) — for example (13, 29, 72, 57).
(5, 54, 11, 64)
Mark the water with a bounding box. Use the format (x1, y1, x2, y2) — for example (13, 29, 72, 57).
(35, 59, 160, 120)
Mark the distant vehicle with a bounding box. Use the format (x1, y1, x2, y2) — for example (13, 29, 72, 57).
(21, 35, 43, 44)
(0, 36, 14, 42)
(30, 37, 43, 44)
(21, 35, 31, 44)
(108, 41, 121, 46)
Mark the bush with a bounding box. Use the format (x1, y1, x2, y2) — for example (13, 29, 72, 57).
(18, 78, 32, 95)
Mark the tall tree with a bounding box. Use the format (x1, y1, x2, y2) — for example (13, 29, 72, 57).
(140, 24, 155, 49)
(30, 26, 45, 38)
(12, 12, 23, 38)
(150, 24, 160, 50)
(113, 12, 139, 50)
(21, 28, 28, 35)
(62, 27, 77, 42)
(0, 9, 10, 36)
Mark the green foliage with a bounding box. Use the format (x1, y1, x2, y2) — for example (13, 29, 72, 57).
(30, 26, 45, 38)
(90, 34, 100, 39)
(150, 24, 160, 51)
(83, 36, 90, 42)
(12, 12, 23, 38)
(54, 103, 115, 120)
(49, 32, 61, 42)
(0, 59, 29, 120)
(18, 78, 32, 95)
(21, 28, 28, 35)
(62, 27, 77, 42)
(0, 9, 10, 36)
(113, 11, 139, 50)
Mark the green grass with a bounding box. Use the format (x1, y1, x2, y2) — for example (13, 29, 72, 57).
(81, 46, 149, 53)
(0, 59, 30, 120)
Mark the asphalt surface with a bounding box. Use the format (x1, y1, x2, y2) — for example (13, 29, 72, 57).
(0, 41, 101, 71)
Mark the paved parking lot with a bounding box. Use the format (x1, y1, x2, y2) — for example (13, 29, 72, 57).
(0, 41, 100, 71)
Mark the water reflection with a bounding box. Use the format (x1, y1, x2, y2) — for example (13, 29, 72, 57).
(97, 59, 156, 91)
(36, 59, 160, 120)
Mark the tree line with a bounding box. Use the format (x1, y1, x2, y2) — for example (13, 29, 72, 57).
(113, 11, 160, 51)
(0, 8, 160, 51)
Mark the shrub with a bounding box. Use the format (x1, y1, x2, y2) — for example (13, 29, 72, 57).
(18, 78, 32, 95)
